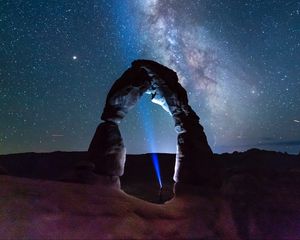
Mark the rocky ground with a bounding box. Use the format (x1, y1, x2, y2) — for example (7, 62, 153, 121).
(0, 150, 300, 239)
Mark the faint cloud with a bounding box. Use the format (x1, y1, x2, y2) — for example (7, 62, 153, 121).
(51, 134, 64, 137)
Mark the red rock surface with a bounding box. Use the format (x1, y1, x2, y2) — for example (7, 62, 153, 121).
(1, 174, 300, 239)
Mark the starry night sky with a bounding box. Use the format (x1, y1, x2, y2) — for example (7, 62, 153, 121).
(1, 0, 299, 155)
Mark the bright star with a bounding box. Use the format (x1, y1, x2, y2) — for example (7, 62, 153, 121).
(72, 55, 77, 60)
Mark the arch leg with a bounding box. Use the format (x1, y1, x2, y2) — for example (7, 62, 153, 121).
(84, 66, 151, 181)
(88, 122, 125, 176)
(173, 121, 222, 195)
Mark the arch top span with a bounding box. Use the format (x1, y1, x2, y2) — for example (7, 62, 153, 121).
(101, 59, 199, 134)
(84, 60, 221, 195)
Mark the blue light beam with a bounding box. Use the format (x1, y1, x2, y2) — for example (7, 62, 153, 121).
(113, 2, 162, 186)
(138, 96, 163, 188)
(151, 153, 162, 188)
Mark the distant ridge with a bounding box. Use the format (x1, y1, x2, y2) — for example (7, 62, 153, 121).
(0, 148, 299, 203)
(0, 148, 299, 180)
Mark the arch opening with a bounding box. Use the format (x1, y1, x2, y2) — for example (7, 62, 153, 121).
(86, 60, 221, 202)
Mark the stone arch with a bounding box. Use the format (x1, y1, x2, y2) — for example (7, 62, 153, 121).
(86, 60, 221, 193)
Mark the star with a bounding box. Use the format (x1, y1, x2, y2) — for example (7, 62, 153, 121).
(0, 0, 299, 154)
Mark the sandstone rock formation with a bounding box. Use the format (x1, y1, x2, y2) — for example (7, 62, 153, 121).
(87, 60, 221, 192)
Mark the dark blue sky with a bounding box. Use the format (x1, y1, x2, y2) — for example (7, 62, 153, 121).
(1, 0, 299, 154)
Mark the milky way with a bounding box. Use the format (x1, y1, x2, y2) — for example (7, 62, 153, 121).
(0, 0, 299, 154)
(124, 0, 300, 153)
(133, 0, 257, 151)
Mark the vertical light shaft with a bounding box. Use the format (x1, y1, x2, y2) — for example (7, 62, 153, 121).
(151, 153, 162, 188)
(138, 97, 163, 188)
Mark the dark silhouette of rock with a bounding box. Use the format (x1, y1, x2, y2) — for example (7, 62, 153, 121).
(0, 149, 299, 202)
(88, 59, 221, 193)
